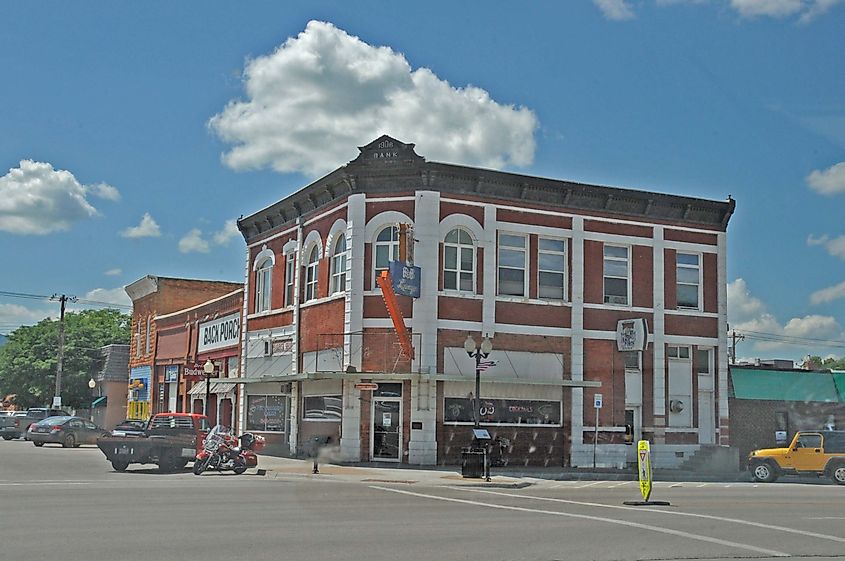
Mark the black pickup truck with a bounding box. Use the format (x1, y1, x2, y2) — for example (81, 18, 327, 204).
(96, 413, 210, 472)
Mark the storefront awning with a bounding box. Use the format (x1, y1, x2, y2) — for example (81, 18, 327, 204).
(731, 368, 841, 402)
(211, 382, 236, 394)
(188, 381, 207, 396)
(92, 396, 107, 408)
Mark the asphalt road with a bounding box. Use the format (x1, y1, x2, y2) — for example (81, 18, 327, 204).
(1, 439, 844, 561)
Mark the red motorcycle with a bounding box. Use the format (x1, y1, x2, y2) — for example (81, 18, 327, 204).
(193, 425, 265, 475)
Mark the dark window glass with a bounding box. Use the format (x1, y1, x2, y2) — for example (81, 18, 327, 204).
(246, 395, 287, 432)
(444, 398, 561, 425)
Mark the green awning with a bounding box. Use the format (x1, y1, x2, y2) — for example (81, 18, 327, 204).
(832, 371, 845, 402)
(731, 368, 841, 402)
(92, 396, 107, 408)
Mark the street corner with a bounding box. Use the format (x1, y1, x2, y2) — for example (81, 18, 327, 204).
(439, 474, 535, 489)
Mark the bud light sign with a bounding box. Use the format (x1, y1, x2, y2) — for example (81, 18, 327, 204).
(389, 261, 421, 298)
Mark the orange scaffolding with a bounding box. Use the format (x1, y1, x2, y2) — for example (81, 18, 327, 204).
(376, 270, 415, 361)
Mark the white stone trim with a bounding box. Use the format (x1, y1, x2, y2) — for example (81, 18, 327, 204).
(571, 216, 585, 448)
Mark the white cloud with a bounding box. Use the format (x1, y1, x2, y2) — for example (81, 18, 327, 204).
(807, 162, 845, 195)
(209, 21, 538, 177)
(0, 160, 119, 235)
(728, 278, 844, 355)
(810, 281, 845, 305)
(730, 0, 843, 20)
(593, 0, 636, 19)
(213, 219, 240, 245)
(808, 233, 845, 261)
(104, 268, 122, 277)
(179, 229, 210, 254)
(0, 302, 52, 332)
(121, 213, 161, 238)
(82, 287, 132, 308)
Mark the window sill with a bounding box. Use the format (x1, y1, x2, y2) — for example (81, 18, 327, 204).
(495, 295, 570, 307)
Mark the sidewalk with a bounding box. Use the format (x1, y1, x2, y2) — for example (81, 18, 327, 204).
(255, 455, 750, 487)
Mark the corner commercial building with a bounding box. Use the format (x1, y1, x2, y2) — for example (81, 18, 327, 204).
(235, 136, 734, 467)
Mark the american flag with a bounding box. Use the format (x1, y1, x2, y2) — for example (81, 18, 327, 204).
(477, 360, 497, 372)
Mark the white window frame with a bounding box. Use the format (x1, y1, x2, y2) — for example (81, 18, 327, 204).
(145, 316, 152, 355)
(443, 228, 476, 294)
(373, 226, 399, 289)
(667, 345, 691, 360)
(676, 252, 701, 310)
(603, 244, 630, 306)
(330, 235, 347, 295)
(695, 347, 713, 375)
(497, 232, 527, 297)
(302, 394, 343, 423)
(135, 319, 142, 357)
(284, 253, 295, 307)
(538, 236, 567, 301)
(304, 245, 320, 302)
(254, 257, 273, 313)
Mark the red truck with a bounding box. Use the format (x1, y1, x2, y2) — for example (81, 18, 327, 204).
(96, 412, 210, 472)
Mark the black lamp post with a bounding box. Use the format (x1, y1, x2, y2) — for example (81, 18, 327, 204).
(463, 335, 493, 429)
(203, 359, 214, 420)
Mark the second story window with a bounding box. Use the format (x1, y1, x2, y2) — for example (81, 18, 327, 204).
(331, 235, 347, 295)
(498, 233, 526, 297)
(374, 226, 399, 288)
(135, 319, 142, 357)
(443, 228, 474, 292)
(255, 257, 273, 313)
(538, 237, 566, 300)
(145, 316, 151, 355)
(676, 252, 700, 309)
(304, 245, 320, 302)
(284, 253, 295, 307)
(603, 245, 629, 305)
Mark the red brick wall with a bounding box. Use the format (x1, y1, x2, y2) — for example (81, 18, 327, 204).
(361, 329, 412, 373)
(583, 339, 625, 427)
(366, 199, 415, 222)
(498, 208, 572, 230)
(363, 294, 413, 319)
(438, 297, 483, 322)
(583, 240, 604, 304)
(249, 310, 293, 331)
(703, 252, 718, 313)
(299, 299, 345, 353)
(584, 309, 654, 332)
(585, 220, 652, 238)
(665, 229, 718, 245)
(440, 201, 485, 227)
(664, 315, 718, 337)
(632, 244, 653, 308)
(528, 235, 539, 299)
(664, 248, 677, 310)
(495, 301, 571, 328)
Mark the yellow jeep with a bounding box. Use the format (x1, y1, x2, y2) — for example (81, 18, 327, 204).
(748, 430, 845, 485)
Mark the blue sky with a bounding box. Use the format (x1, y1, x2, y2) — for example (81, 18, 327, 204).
(1, 1, 844, 362)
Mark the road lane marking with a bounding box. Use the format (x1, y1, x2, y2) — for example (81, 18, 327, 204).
(808, 517, 845, 520)
(573, 481, 604, 488)
(461, 488, 845, 546)
(0, 482, 93, 487)
(370, 486, 789, 558)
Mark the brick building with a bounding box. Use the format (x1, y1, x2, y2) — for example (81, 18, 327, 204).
(154, 288, 243, 424)
(125, 276, 242, 421)
(236, 136, 734, 467)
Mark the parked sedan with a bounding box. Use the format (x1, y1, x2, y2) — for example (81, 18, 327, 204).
(27, 416, 109, 447)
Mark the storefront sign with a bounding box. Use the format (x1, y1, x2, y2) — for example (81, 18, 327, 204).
(444, 398, 561, 426)
(389, 261, 421, 298)
(198, 313, 240, 353)
(164, 365, 179, 383)
(183, 365, 217, 382)
(616, 318, 648, 352)
(354, 382, 379, 391)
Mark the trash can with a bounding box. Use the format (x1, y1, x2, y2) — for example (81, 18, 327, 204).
(461, 447, 485, 478)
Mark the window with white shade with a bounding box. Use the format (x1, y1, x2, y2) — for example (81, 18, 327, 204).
(255, 257, 273, 313)
(304, 245, 320, 302)
(538, 237, 566, 300)
(603, 245, 629, 305)
(373, 226, 399, 288)
(443, 228, 475, 293)
(330, 235, 347, 295)
(676, 252, 700, 309)
(498, 233, 526, 296)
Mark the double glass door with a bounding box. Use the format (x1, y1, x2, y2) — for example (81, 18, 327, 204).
(372, 399, 401, 462)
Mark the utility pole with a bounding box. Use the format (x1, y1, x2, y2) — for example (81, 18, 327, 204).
(51, 294, 77, 407)
(730, 329, 744, 365)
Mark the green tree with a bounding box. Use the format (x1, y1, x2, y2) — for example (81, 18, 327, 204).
(0, 309, 130, 409)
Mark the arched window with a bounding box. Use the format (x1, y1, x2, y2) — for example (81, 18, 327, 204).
(255, 257, 273, 312)
(443, 228, 475, 292)
(331, 234, 347, 294)
(304, 245, 320, 302)
(373, 226, 399, 287)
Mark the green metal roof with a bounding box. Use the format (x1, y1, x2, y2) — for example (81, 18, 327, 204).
(832, 371, 845, 402)
(731, 368, 841, 402)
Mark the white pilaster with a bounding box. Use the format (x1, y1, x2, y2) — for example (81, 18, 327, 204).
(717, 231, 729, 445)
(339, 378, 361, 461)
(570, 217, 585, 448)
(288, 382, 299, 454)
(345, 194, 366, 370)
(412, 191, 440, 374)
(652, 226, 666, 443)
(482, 204, 497, 336)
(408, 377, 437, 464)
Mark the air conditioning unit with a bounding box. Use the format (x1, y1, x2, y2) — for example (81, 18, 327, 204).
(606, 295, 628, 305)
(669, 399, 685, 413)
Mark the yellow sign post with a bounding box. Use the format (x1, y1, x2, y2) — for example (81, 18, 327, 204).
(623, 439, 670, 506)
(637, 440, 652, 501)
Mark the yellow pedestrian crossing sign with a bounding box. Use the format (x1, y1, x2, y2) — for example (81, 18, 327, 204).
(637, 440, 652, 502)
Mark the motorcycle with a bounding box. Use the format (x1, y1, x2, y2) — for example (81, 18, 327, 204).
(192, 425, 265, 475)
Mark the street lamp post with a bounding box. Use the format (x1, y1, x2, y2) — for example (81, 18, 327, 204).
(463, 335, 493, 429)
(203, 359, 214, 421)
(88, 378, 96, 422)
